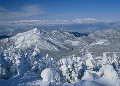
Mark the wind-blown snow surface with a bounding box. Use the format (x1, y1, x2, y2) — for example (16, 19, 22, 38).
(0, 28, 120, 86)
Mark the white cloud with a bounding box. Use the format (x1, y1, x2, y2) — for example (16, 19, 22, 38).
(85, 18, 98, 20)
(73, 18, 98, 21)
(0, 5, 46, 19)
(0, 18, 109, 25)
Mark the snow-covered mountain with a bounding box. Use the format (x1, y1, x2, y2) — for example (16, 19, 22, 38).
(0, 28, 86, 59)
(0, 28, 120, 86)
(5, 28, 75, 51)
(89, 29, 120, 39)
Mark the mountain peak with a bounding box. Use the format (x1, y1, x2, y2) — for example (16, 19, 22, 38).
(33, 28, 38, 32)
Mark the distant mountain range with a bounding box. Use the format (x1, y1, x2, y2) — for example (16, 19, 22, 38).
(1, 20, 120, 36)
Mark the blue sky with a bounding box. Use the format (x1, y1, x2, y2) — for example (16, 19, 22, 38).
(0, 0, 120, 21)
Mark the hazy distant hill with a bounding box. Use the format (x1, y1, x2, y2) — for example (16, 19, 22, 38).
(1, 21, 120, 37)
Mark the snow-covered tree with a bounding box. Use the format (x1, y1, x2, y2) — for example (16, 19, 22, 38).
(18, 49, 25, 64)
(41, 68, 60, 83)
(0, 47, 13, 79)
(101, 52, 110, 65)
(30, 47, 44, 73)
(85, 49, 96, 70)
(99, 65, 120, 86)
(59, 55, 86, 82)
(43, 54, 57, 68)
(30, 46, 41, 67)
